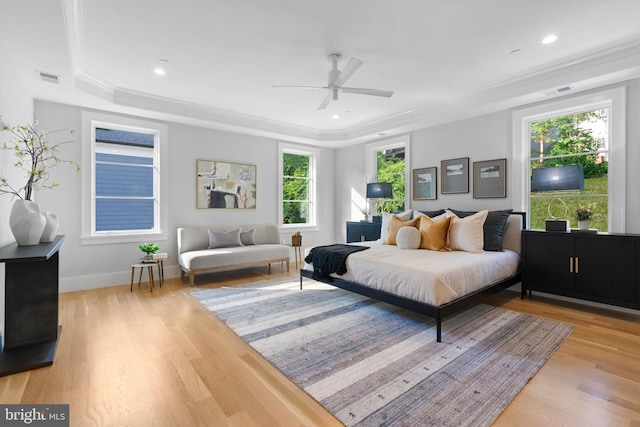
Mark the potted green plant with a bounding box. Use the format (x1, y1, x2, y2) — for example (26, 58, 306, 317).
(1, 116, 79, 245)
(575, 203, 596, 230)
(139, 243, 160, 261)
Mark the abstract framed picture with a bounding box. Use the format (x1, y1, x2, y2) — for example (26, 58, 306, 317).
(196, 159, 256, 209)
(473, 158, 506, 198)
(441, 157, 469, 194)
(412, 167, 437, 200)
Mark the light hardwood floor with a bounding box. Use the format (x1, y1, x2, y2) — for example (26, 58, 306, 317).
(1, 267, 639, 426)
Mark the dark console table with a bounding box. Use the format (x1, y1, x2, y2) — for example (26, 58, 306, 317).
(521, 230, 640, 309)
(0, 235, 64, 376)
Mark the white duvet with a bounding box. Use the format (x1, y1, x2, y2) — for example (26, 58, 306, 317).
(304, 241, 520, 306)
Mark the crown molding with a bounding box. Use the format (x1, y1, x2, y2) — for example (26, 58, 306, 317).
(62, 0, 640, 147)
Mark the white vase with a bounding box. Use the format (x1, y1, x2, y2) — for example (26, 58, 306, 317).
(578, 220, 590, 230)
(9, 199, 46, 246)
(40, 211, 59, 243)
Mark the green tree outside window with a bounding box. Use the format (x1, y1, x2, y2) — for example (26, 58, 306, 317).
(282, 152, 310, 224)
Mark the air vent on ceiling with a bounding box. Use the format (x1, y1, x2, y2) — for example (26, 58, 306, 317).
(36, 70, 60, 84)
(555, 85, 573, 93)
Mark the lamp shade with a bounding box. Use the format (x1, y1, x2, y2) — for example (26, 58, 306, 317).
(366, 182, 393, 199)
(531, 165, 584, 192)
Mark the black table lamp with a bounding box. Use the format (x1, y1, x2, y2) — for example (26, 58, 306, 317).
(531, 165, 584, 231)
(366, 182, 393, 222)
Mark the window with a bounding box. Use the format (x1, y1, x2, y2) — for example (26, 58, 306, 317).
(529, 109, 609, 231)
(367, 135, 410, 214)
(376, 147, 406, 213)
(280, 143, 316, 227)
(513, 87, 626, 232)
(81, 112, 168, 244)
(95, 128, 155, 231)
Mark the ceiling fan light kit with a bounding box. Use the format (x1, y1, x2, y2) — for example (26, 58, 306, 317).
(273, 53, 394, 110)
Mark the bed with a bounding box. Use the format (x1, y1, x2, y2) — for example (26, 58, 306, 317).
(300, 210, 525, 342)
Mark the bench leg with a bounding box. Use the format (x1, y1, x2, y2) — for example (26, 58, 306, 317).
(130, 267, 135, 292)
(189, 273, 195, 287)
(286, 260, 290, 273)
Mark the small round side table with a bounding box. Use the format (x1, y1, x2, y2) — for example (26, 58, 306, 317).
(130, 262, 161, 292)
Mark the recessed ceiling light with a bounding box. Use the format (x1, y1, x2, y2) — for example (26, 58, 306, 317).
(154, 59, 169, 76)
(542, 34, 558, 44)
(332, 114, 340, 119)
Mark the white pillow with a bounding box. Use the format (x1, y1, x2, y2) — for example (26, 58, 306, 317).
(396, 226, 421, 249)
(208, 228, 242, 248)
(380, 210, 411, 242)
(445, 210, 488, 253)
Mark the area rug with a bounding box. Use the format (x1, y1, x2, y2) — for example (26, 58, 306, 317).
(192, 278, 573, 427)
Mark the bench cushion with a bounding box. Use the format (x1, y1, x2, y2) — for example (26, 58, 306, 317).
(179, 244, 290, 270)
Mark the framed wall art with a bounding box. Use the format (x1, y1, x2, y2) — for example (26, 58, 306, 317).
(412, 167, 437, 200)
(196, 159, 256, 209)
(441, 157, 469, 194)
(473, 158, 506, 198)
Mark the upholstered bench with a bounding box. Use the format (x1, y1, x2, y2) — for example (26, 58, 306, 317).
(177, 224, 290, 286)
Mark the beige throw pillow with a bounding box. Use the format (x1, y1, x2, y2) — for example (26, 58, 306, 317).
(446, 210, 488, 253)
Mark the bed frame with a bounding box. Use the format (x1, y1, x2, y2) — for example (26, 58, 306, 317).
(299, 212, 526, 342)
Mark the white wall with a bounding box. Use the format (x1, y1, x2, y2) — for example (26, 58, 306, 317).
(333, 143, 367, 242)
(411, 111, 515, 213)
(336, 79, 640, 235)
(4, 78, 639, 294)
(0, 35, 34, 335)
(33, 101, 336, 292)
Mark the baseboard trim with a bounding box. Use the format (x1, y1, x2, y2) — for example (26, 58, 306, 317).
(506, 283, 640, 316)
(60, 265, 182, 292)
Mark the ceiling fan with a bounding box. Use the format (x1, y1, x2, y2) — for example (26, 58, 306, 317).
(272, 53, 394, 110)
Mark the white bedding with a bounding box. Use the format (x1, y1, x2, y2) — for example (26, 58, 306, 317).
(304, 242, 520, 306)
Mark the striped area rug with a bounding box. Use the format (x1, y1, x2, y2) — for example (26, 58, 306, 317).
(193, 278, 573, 427)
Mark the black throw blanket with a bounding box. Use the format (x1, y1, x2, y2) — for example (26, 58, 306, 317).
(304, 244, 370, 280)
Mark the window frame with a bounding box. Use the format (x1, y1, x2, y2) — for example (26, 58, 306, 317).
(81, 111, 168, 245)
(278, 142, 318, 230)
(512, 87, 626, 232)
(366, 135, 411, 213)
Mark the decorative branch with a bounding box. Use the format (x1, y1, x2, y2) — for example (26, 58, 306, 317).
(0, 116, 80, 200)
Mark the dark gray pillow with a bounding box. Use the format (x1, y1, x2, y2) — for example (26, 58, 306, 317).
(413, 209, 445, 218)
(208, 228, 242, 248)
(448, 209, 513, 251)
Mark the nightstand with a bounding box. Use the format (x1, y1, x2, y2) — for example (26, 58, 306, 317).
(346, 221, 381, 243)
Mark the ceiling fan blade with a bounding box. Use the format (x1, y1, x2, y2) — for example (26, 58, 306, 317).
(272, 85, 327, 90)
(317, 93, 332, 110)
(342, 87, 394, 97)
(333, 58, 363, 87)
